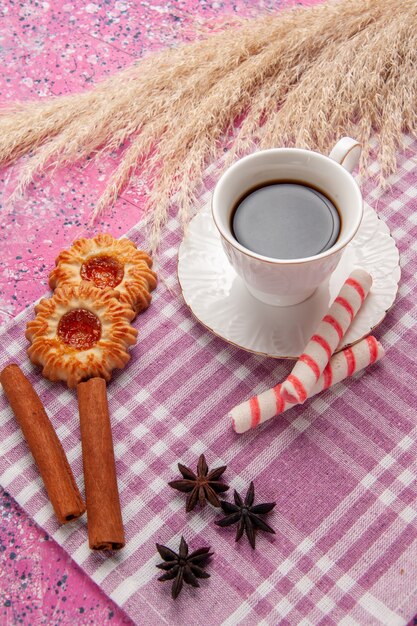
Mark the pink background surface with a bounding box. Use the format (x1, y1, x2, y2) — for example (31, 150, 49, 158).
(0, 1, 318, 624)
(2, 0, 392, 624)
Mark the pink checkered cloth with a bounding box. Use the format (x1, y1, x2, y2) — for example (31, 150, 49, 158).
(1, 141, 417, 625)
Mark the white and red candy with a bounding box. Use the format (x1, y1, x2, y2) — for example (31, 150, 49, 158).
(280, 269, 373, 405)
(230, 335, 384, 434)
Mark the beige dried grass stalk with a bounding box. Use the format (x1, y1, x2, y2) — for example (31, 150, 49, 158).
(1, 0, 416, 248)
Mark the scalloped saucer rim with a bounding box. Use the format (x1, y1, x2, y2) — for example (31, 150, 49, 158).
(177, 201, 400, 359)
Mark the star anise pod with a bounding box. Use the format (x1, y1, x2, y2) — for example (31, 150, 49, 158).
(215, 481, 276, 549)
(168, 454, 229, 512)
(156, 536, 213, 599)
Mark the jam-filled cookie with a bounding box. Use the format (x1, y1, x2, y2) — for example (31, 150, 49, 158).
(25, 283, 138, 388)
(49, 233, 157, 316)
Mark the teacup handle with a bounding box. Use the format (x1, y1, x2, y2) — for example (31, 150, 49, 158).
(329, 137, 361, 173)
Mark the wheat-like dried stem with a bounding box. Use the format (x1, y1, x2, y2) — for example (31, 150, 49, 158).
(1, 0, 416, 248)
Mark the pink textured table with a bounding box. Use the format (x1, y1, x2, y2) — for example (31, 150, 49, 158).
(0, 1, 320, 624)
(3, 2, 417, 626)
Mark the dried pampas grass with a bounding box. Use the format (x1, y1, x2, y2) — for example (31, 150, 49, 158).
(1, 0, 417, 248)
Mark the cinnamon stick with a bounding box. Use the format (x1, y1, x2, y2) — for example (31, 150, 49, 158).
(77, 377, 125, 550)
(0, 364, 86, 524)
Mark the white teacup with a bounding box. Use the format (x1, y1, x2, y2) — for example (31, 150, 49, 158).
(212, 137, 363, 306)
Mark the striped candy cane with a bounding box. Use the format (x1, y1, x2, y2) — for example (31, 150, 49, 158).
(280, 269, 372, 405)
(230, 336, 384, 434)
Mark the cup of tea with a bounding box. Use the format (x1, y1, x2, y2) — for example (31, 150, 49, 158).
(211, 137, 363, 306)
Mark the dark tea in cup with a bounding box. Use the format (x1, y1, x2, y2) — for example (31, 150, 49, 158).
(231, 181, 341, 260)
(212, 138, 363, 306)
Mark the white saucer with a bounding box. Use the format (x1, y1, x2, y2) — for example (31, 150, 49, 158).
(177, 202, 400, 359)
